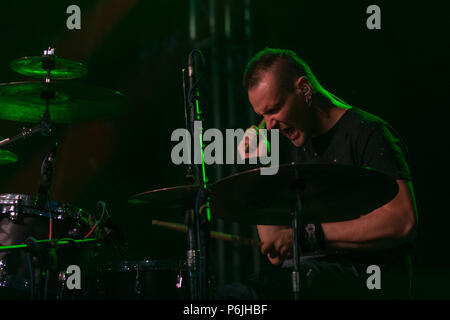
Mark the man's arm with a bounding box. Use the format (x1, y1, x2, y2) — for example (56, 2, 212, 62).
(322, 179, 417, 249)
(258, 179, 418, 264)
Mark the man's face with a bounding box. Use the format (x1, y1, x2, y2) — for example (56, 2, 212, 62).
(248, 70, 311, 147)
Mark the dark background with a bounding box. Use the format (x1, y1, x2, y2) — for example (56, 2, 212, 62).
(0, 0, 448, 299)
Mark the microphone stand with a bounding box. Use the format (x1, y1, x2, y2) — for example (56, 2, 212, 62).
(184, 50, 211, 300)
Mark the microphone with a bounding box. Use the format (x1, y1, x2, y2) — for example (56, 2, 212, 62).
(36, 142, 58, 209)
(187, 50, 204, 102)
(188, 51, 195, 89)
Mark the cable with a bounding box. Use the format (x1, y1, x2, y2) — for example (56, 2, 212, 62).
(84, 201, 107, 238)
(40, 147, 56, 241)
(47, 198, 53, 240)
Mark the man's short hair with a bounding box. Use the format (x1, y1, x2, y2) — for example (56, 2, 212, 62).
(242, 48, 321, 93)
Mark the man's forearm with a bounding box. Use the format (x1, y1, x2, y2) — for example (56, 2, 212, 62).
(322, 180, 416, 250)
(322, 215, 409, 251)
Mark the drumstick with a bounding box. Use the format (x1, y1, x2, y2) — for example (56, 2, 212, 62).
(257, 118, 266, 129)
(152, 219, 261, 248)
(245, 118, 266, 153)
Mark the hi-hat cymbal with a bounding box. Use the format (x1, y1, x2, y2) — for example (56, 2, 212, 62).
(0, 149, 18, 165)
(10, 56, 88, 80)
(210, 163, 399, 225)
(0, 81, 128, 123)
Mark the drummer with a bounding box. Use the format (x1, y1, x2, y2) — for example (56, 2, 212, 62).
(235, 48, 417, 299)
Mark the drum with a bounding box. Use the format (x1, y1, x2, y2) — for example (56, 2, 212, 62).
(95, 259, 189, 300)
(0, 193, 95, 299)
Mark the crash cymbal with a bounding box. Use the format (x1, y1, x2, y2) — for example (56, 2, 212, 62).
(0, 81, 128, 123)
(0, 149, 18, 165)
(10, 56, 88, 80)
(210, 163, 399, 225)
(128, 185, 200, 210)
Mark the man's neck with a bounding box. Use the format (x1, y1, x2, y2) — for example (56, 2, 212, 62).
(310, 94, 350, 138)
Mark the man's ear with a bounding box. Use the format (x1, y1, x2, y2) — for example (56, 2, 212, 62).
(295, 76, 311, 96)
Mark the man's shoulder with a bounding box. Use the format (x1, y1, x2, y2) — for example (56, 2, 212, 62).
(343, 106, 390, 131)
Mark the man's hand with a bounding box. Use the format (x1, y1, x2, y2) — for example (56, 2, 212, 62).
(260, 227, 293, 265)
(237, 121, 268, 160)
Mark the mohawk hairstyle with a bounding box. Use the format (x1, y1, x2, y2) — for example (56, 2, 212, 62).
(242, 48, 323, 94)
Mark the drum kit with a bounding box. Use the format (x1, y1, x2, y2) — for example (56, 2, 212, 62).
(0, 47, 128, 299)
(0, 48, 400, 300)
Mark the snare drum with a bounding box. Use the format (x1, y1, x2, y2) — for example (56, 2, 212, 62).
(96, 259, 188, 300)
(0, 193, 94, 299)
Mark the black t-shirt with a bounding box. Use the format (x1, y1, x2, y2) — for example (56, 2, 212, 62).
(291, 106, 412, 182)
(289, 107, 414, 278)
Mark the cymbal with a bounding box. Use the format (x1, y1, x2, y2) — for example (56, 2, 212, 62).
(10, 56, 88, 80)
(210, 163, 399, 225)
(0, 149, 18, 165)
(0, 81, 128, 123)
(128, 185, 200, 210)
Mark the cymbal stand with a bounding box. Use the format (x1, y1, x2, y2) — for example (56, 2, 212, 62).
(291, 169, 306, 300)
(0, 48, 55, 148)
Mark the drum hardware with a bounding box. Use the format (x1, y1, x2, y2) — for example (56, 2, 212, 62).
(0, 237, 99, 299)
(57, 269, 70, 300)
(0, 259, 7, 287)
(94, 200, 128, 257)
(10, 51, 88, 81)
(0, 48, 56, 148)
(0, 237, 102, 253)
(0, 195, 118, 299)
(0, 47, 128, 147)
(0, 47, 129, 299)
(95, 259, 189, 300)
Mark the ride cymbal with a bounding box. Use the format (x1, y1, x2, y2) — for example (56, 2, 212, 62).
(210, 163, 399, 225)
(0, 81, 128, 123)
